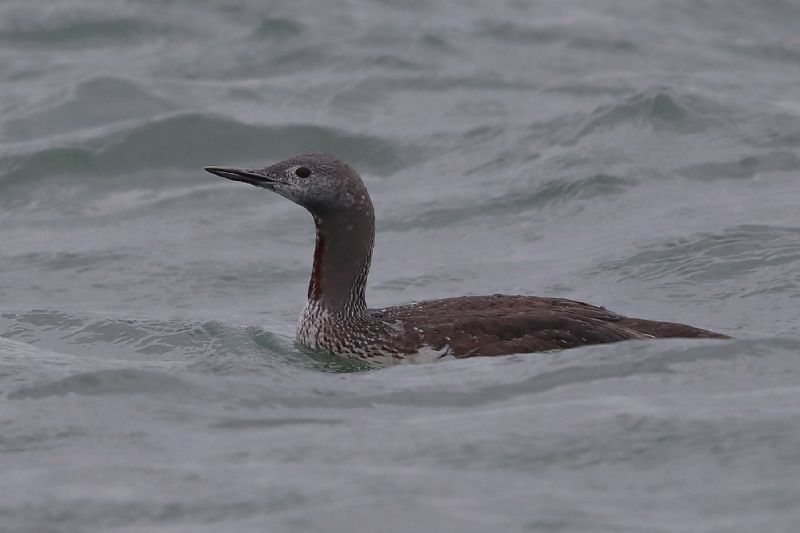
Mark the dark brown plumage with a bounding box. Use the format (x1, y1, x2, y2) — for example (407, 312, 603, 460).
(375, 295, 726, 358)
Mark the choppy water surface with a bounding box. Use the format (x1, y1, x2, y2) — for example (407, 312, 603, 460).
(2, 1, 800, 531)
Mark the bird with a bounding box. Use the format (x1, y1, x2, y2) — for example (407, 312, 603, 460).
(205, 154, 727, 366)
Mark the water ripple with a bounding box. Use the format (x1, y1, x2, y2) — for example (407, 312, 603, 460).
(0, 113, 416, 189)
(8, 368, 196, 399)
(0, 309, 295, 365)
(679, 150, 800, 180)
(600, 224, 800, 285)
(1, 76, 174, 142)
(383, 173, 637, 230)
(0, 12, 166, 47)
(531, 88, 735, 146)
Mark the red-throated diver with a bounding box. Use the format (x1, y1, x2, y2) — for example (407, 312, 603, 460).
(205, 154, 727, 365)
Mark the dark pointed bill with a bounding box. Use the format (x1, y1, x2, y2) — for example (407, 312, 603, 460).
(204, 166, 274, 186)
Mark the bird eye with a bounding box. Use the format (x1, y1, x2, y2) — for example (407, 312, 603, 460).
(295, 167, 311, 178)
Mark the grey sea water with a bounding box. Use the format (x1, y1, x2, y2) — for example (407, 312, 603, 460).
(2, 1, 800, 531)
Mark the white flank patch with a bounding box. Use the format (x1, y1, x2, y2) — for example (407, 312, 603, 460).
(401, 345, 454, 365)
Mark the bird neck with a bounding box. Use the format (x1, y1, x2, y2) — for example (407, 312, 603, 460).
(308, 204, 375, 316)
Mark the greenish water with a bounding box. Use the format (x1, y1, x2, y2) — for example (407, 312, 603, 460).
(2, 1, 800, 532)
